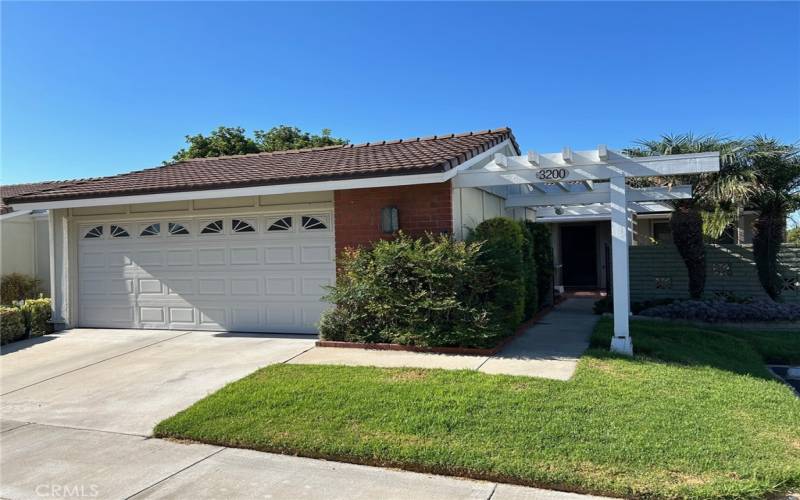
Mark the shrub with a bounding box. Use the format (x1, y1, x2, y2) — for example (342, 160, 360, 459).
(639, 299, 800, 323)
(1, 306, 26, 345)
(527, 222, 554, 308)
(468, 218, 525, 333)
(518, 221, 538, 319)
(319, 233, 501, 348)
(0, 273, 41, 305)
(21, 298, 52, 337)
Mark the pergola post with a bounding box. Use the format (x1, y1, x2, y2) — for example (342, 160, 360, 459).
(609, 176, 633, 355)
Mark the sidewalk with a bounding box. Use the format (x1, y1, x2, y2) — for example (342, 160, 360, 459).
(290, 298, 600, 380)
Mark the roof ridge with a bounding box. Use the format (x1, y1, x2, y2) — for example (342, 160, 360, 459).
(178, 127, 512, 162)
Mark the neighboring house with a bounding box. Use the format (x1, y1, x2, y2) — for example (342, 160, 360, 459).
(0, 181, 73, 294)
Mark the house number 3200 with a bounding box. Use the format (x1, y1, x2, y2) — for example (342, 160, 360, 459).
(535, 168, 568, 180)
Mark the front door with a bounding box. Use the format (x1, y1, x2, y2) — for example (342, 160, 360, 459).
(561, 225, 598, 289)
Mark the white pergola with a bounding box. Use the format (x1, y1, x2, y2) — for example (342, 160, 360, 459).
(453, 147, 719, 355)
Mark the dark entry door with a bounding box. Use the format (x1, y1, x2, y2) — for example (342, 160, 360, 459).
(561, 225, 598, 289)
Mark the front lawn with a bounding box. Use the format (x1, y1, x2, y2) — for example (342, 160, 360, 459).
(155, 319, 800, 499)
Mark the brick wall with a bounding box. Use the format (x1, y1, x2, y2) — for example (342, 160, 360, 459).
(333, 181, 453, 256)
(629, 244, 800, 303)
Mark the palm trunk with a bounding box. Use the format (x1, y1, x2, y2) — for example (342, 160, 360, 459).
(753, 211, 785, 300)
(670, 203, 706, 299)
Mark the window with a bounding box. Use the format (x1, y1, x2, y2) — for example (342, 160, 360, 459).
(301, 216, 327, 231)
(201, 220, 224, 234)
(267, 216, 292, 231)
(140, 223, 161, 237)
(110, 225, 130, 238)
(232, 219, 256, 233)
(83, 225, 103, 239)
(168, 222, 190, 235)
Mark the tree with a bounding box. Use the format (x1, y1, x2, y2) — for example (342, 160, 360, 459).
(740, 136, 800, 299)
(624, 134, 756, 298)
(254, 126, 348, 152)
(168, 125, 348, 163)
(788, 226, 800, 245)
(169, 126, 259, 162)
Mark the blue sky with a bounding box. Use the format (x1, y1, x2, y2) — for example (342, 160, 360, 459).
(2, 1, 798, 186)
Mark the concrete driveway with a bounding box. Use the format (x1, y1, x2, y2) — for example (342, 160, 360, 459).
(0, 328, 609, 500)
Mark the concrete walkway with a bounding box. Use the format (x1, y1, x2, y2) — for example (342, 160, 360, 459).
(290, 298, 599, 380)
(0, 327, 610, 500)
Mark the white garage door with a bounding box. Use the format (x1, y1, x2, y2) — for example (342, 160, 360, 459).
(77, 212, 335, 334)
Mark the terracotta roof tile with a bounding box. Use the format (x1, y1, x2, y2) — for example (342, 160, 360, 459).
(0, 180, 79, 214)
(5, 128, 519, 205)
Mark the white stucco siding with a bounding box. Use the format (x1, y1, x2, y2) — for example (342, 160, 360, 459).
(1, 218, 36, 276)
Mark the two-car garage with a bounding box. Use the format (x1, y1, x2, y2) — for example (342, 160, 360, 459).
(76, 210, 335, 334)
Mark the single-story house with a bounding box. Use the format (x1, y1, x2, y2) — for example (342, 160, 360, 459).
(3, 128, 721, 342)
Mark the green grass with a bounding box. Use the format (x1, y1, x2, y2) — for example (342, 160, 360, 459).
(709, 328, 800, 365)
(156, 319, 800, 499)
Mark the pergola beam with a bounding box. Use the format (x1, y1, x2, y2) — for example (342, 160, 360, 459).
(452, 150, 719, 189)
(505, 185, 692, 207)
(534, 201, 673, 220)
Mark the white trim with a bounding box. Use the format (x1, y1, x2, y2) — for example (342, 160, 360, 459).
(11, 141, 513, 212)
(506, 185, 692, 208)
(452, 150, 720, 188)
(0, 209, 33, 221)
(609, 176, 633, 355)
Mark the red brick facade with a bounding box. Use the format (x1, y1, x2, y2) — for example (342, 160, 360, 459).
(334, 181, 453, 256)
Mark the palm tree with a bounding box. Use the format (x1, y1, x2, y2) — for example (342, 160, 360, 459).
(624, 134, 756, 298)
(739, 136, 800, 299)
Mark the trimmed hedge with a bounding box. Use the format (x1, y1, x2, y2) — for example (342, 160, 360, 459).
(320, 218, 554, 349)
(319, 233, 500, 348)
(468, 218, 525, 333)
(0, 297, 53, 346)
(0, 273, 41, 305)
(1, 306, 26, 345)
(22, 298, 53, 337)
(527, 222, 554, 308)
(518, 221, 538, 320)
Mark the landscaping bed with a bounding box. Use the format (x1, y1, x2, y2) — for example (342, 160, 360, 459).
(156, 319, 800, 499)
(316, 303, 557, 355)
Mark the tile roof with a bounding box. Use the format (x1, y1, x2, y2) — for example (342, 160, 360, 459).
(5, 128, 519, 205)
(0, 181, 78, 214)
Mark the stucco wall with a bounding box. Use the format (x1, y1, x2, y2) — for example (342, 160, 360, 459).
(1, 218, 35, 276)
(629, 243, 800, 303)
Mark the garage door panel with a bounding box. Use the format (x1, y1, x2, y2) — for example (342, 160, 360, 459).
(300, 244, 332, 263)
(265, 277, 296, 295)
(82, 305, 136, 325)
(230, 247, 260, 265)
(80, 252, 106, 269)
(139, 307, 165, 323)
(78, 212, 334, 333)
(197, 248, 226, 266)
(137, 279, 165, 295)
(166, 249, 195, 266)
(198, 279, 226, 295)
(109, 279, 134, 295)
(264, 246, 296, 264)
(230, 278, 260, 296)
